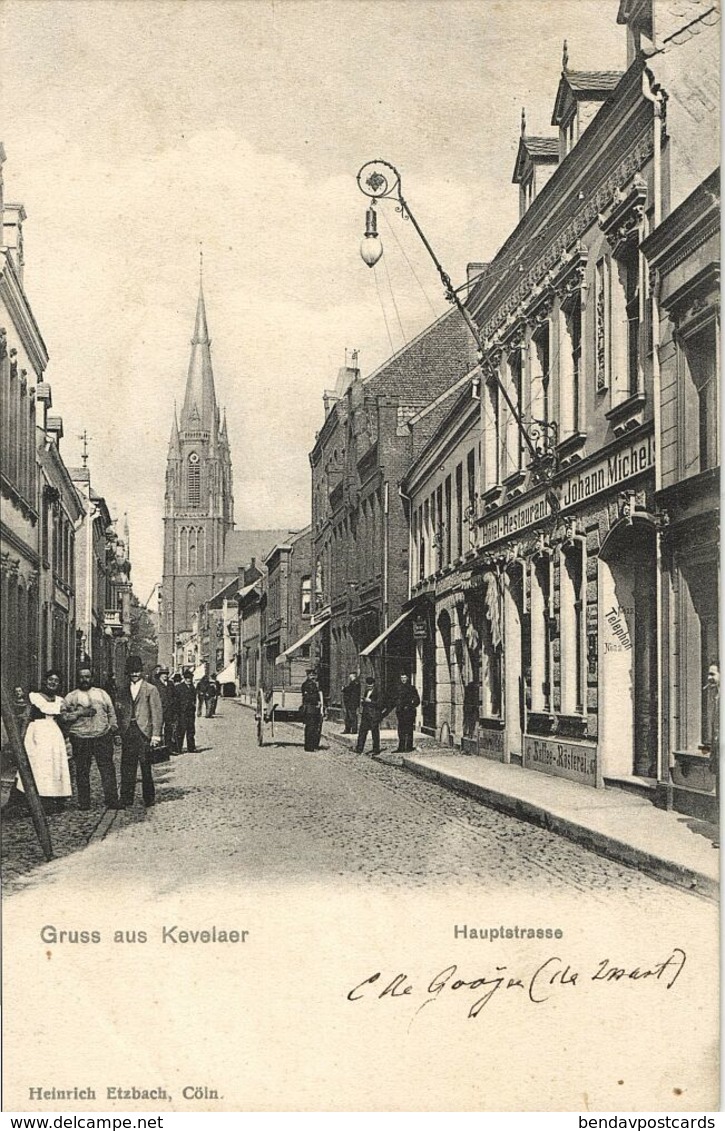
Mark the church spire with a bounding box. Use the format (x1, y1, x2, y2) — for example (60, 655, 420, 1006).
(168, 402, 181, 455)
(180, 274, 217, 432)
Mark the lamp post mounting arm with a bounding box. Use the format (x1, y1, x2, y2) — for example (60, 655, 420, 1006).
(356, 159, 546, 472)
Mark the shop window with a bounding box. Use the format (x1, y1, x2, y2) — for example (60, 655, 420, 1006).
(530, 555, 552, 713)
(480, 572, 502, 718)
(679, 319, 719, 477)
(678, 558, 719, 752)
(559, 542, 585, 715)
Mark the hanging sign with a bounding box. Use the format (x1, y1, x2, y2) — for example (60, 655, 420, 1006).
(412, 617, 428, 641)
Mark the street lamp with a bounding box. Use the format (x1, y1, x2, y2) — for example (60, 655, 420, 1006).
(356, 158, 559, 483)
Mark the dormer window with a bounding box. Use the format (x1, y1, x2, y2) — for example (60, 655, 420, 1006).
(512, 108, 559, 219)
(551, 42, 623, 160)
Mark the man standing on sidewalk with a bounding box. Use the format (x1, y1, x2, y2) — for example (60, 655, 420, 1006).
(300, 668, 323, 751)
(176, 670, 198, 752)
(356, 676, 382, 757)
(116, 656, 163, 809)
(394, 674, 420, 754)
(342, 673, 361, 734)
(64, 667, 120, 810)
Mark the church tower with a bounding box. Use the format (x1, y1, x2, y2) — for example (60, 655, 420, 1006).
(158, 277, 234, 667)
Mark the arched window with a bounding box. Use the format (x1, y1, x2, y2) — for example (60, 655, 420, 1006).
(187, 453, 201, 508)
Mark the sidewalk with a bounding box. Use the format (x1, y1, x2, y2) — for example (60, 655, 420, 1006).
(317, 713, 719, 900)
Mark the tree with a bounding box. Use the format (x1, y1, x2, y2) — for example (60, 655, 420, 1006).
(128, 595, 158, 672)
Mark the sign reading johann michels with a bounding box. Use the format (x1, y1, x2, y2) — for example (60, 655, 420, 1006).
(1, 0, 719, 1115)
(479, 432, 655, 547)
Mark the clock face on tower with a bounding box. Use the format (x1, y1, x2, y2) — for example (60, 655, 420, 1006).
(189, 452, 199, 464)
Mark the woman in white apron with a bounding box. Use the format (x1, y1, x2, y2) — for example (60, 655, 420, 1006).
(15, 670, 90, 813)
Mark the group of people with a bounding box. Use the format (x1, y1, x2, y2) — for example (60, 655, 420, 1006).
(6, 660, 222, 818)
(302, 669, 421, 757)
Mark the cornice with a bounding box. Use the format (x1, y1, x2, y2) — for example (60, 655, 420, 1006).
(469, 63, 652, 339)
(0, 252, 49, 376)
(0, 521, 40, 566)
(38, 443, 85, 520)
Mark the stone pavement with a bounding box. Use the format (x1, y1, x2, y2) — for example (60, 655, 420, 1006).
(0, 702, 709, 909)
(285, 710, 720, 900)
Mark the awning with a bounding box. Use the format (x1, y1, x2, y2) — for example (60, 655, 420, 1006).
(275, 618, 330, 665)
(237, 581, 261, 600)
(359, 609, 413, 657)
(217, 659, 236, 683)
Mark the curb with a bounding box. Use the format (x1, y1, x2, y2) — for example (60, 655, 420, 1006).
(402, 757, 718, 902)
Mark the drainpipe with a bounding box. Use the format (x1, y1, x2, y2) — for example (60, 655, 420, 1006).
(383, 481, 390, 630)
(398, 482, 412, 602)
(642, 64, 666, 786)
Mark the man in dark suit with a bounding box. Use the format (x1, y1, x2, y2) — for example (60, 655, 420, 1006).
(342, 673, 361, 734)
(175, 670, 198, 752)
(300, 669, 323, 751)
(116, 656, 163, 808)
(153, 667, 178, 754)
(356, 676, 382, 757)
(394, 674, 420, 753)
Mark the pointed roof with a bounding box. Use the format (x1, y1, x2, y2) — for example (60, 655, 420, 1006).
(512, 117, 559, 184)
(168, 404, 181, 455)
(180, 279, 218, 432)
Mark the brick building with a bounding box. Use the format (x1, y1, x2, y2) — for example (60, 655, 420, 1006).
(309, 311, 477, 718)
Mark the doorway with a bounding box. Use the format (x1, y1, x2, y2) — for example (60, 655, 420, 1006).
(598, 519, 657, 779)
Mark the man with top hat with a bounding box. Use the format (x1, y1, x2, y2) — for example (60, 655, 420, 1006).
(116, 656, 163, 808)
(299, 668, 323, 751)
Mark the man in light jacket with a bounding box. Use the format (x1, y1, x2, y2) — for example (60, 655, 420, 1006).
(65, 666, 120, 809)
(116, 656, 163, 809)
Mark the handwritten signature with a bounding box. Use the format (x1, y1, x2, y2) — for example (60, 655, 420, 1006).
(347, 949, 686, 1020)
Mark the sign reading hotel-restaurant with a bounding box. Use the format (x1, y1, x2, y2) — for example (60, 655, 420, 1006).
(480, 433, 655, 547)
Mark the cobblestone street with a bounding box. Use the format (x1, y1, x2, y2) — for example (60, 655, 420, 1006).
(1, 701, 713, 908)
(3, 699, 717, 1112)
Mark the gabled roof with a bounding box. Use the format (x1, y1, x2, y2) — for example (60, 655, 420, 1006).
(552, 70, 624, 125)
(363, 306, 475, 405)
(512, 136, 559, 183)
(222, 528, 296, 572)
(207, 576, 244, 608)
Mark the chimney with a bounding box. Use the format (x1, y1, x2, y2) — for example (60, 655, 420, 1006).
(466, 262, 489, 292)
(3, 202, 26, 287)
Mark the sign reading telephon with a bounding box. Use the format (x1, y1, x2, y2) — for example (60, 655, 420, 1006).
(480, 433, 655, 547)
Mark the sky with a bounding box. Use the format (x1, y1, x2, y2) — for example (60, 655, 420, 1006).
(1, 0, 625, 604)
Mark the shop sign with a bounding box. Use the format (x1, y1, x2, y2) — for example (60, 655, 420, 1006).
(524, 736, 598, 786)
(480, 433, 655, 547)
(412, 617, 428, 641)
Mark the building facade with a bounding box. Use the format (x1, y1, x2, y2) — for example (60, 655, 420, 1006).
(309, 315, 477, 718)
(261, 526, 312, 695)
(642, 169, 720, 819)
(401, 0, 719, 810)
(1, 146, 44, 694)
(71, 467, 133, 689)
